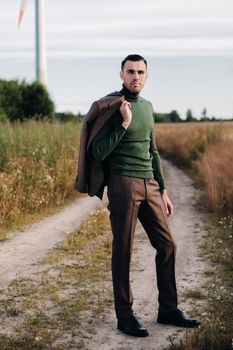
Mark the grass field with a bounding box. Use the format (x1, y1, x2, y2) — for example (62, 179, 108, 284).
(156, 122, 233, 215)
(0, 120, 81, 240)
(0, 120, 232, 240)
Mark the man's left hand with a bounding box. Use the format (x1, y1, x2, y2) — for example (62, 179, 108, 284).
(161, 189, 173, 217)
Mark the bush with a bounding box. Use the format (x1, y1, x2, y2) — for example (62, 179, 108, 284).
(0, 79, 24, 121)
(21, 81, 55, 119)
(0, 79, 55, 121)
(55, 112, 84, 122)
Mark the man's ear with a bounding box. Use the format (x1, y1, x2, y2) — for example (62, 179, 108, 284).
(120, 70, 123, 81)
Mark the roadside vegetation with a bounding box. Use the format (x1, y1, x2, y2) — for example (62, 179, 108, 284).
(166, 216, 233, 350)
(156, 122, 233, 215)
(0, 120, 81, 240)
(155, 122, 233, 350)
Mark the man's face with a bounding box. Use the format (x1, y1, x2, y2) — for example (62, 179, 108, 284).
(120, 60, 148, 93)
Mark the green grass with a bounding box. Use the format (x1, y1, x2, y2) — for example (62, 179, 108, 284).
(182, 289, 207, 301)
(0, 120, 82, 240)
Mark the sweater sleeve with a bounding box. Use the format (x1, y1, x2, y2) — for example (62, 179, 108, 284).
(150, 130, 166, 191)
(91, 121, 127, 161)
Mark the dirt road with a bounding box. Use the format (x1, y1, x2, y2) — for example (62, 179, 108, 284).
(82, 160, 208, 350)
(0, 196, 103, 287)
(0, 160, 208, 349)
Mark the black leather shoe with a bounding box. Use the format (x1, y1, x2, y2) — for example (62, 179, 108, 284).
(157, 308, 200, 328)
(117, 315, 149, 337)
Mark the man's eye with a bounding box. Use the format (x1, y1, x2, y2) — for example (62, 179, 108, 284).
(138, 71, 145, 75)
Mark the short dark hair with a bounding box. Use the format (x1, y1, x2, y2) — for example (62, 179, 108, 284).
(121, 54, 147, 71)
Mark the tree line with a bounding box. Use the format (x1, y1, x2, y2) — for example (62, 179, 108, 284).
(0, 79, 55, 121)
(0, 78, 83, 122)
(154, 108, 232, 123)
(0, 78, 231, 123)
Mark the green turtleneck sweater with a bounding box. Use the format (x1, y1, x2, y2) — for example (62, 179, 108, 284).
(91, 84, 165, 190)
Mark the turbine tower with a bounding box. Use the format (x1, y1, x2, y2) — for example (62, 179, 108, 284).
(18, 0, 47, 85)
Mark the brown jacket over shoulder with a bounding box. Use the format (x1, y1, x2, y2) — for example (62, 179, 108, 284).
(74, 92, 125, 199)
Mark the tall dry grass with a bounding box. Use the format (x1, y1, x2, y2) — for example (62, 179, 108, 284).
(0, 120, 81, 239)
(197, 141, 233, 213)
(156, 122, 233, 350)
(156, 122, 233, 214)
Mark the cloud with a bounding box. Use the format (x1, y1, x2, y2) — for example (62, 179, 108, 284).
(1, 36, 233, 58)
(1, 0, 233, 58)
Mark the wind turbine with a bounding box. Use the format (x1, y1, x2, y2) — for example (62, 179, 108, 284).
(18, 0, 47, 85)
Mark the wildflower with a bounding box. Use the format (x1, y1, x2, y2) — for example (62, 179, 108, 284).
(45, 174, 53, 183)
(35, 336, 42, 341)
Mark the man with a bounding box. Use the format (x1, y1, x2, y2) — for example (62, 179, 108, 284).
(75, 54, 200, 337)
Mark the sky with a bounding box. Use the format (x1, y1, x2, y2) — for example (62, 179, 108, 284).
(0, 0, 233, 118)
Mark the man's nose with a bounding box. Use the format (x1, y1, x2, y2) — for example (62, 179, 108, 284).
(133, 72, 139, 79)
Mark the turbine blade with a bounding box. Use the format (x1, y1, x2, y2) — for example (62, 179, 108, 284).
(18, 0, 29, 28)
(18, 10, 24, 28)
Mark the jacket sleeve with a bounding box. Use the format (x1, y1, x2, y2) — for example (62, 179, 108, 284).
(91, 121, 127, 161)
(74, 101, 100, 193)
(150, 130, 166, 191)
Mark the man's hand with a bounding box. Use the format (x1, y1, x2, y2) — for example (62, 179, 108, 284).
(120, 100, 132, 129)
(161, 189, 173, 217)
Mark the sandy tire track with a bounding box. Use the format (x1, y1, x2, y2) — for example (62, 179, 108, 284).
(0, 196, 104, 287)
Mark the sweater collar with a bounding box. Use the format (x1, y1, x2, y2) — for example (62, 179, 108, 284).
(119, 84, 140, 101)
